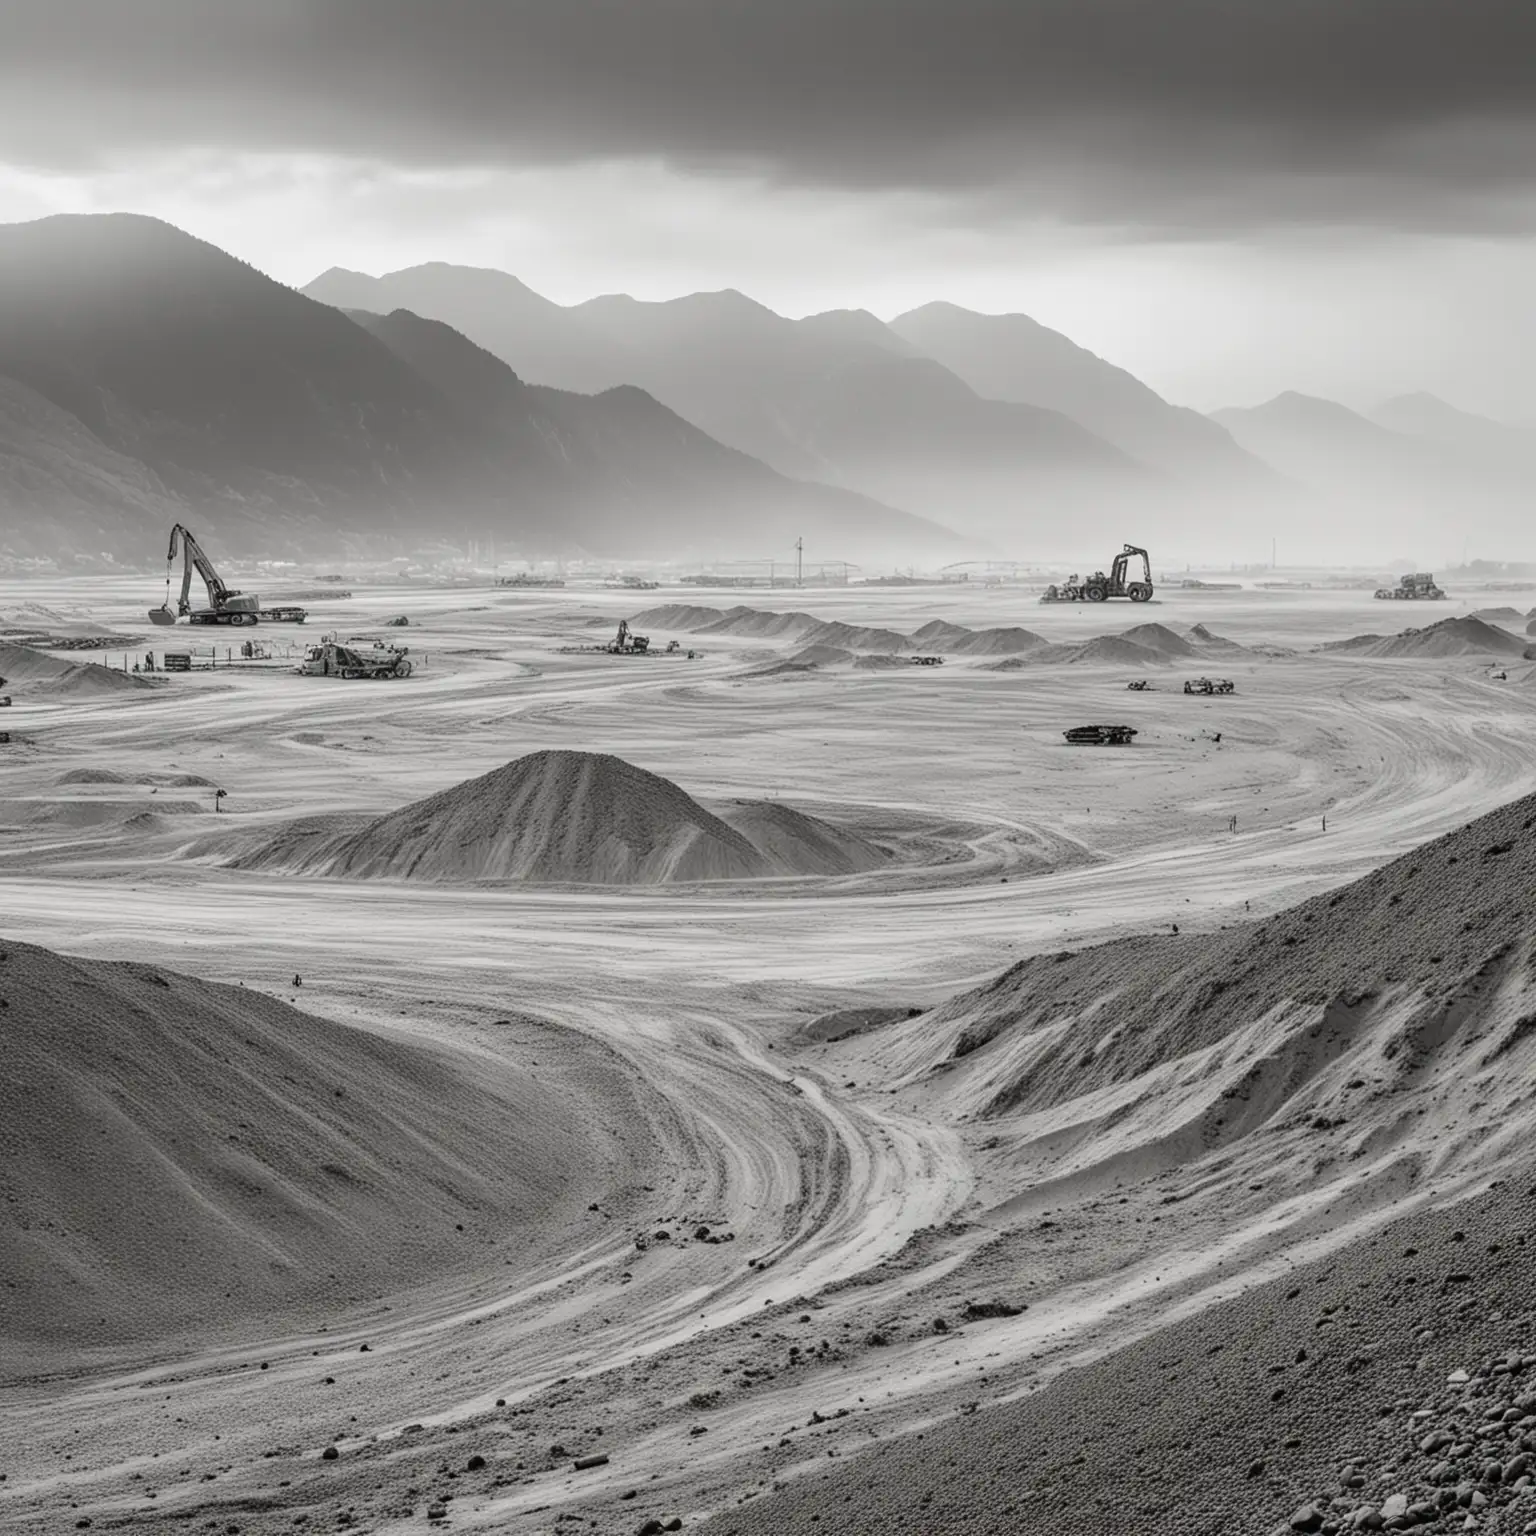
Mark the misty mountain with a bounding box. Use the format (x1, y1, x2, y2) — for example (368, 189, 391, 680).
(887, 301, 1270, 484)
(302, 264, 1163, 544)
(0, 373, 186, 560)
(1368, 392, 1536, 464)
(0, 215, 957, 565)
(1212, 391, 1534, 557)
(350, 306, 955, 558)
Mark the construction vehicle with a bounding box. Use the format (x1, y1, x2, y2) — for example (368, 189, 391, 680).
(261, 605, 309, 624)
(1126, 679, 1149, 690)
(296, 634, 413, 679)
(150, 524, 263, 626)
(1183, 677, 1236, 695)
(1040, 545, 1154, 604)
(1063, 724, 1139, 745)
(608, 619, 650, 654)
(910, 655, 945, 666)
(1374, 572, 1447, 601)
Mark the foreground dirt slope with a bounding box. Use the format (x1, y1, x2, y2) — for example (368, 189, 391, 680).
(705, 1171, 1536, 1536)
(0, 939, 639, 1367)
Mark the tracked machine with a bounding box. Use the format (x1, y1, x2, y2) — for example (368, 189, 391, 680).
(148, 524, 309, 627)
(1040, 544, 1155, 604)
(1183, 676, 1235, 695)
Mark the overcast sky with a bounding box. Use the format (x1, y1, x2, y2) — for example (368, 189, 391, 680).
(3, 0, 1536, 415)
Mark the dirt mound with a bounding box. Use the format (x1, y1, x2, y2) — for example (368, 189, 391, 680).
(54, 767, 129, 785)
(1115, 621, 1198, 658)
(1040, 634, 1171, 666)
(1469, 606, 1524, 622)
(797, 619, 911, 653)
(785, 643, 856, 668)
(948, 626, 1048, 656)
(704, 1172, 1536, 1536)
(233, 754, 905, 885)
(252, 751, 772, 884)
(912, 619, 974, 646)
(719, 801, 892, 876)
(0, 641, 153, 697)
(627, 603, 724, 630)
(1527, 618, 1536, 637)
(701, 606, 822, 640)
(1185, 622, 1250, 656)
(0, 939, 621, 1366)
(1325, 616, 1526, 658)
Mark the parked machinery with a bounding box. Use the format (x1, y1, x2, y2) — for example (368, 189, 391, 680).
(1126, 679, 1149, 690)
(608, 619, 650, 654)
(150, 524, 262, 626)
(1063, 724, 1139, 745)
(1183, 677, 1236, 694)
(147, 524, 309, 625)
(297, 634, 413, 679)
(1374, 572, 1447, 600)
(1040, 545, 1154, 603)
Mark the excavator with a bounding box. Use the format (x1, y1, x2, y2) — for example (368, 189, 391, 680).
(148, 525, 308, 627)
(608, 619, 650, 654)
(149, 524, 262, 627)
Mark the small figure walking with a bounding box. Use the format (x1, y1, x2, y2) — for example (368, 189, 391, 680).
(1322, 814, 1327, 832)
(293, 973, 302, 988)
(1171, 923, 1180, 935)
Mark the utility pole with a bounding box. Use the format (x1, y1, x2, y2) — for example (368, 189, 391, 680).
(796, 536, 803, 587)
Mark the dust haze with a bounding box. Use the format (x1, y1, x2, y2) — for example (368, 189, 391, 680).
(6, 8, 1536, 1536)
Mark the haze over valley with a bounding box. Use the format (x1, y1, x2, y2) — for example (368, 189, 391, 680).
(6, 8, 1536, 1536)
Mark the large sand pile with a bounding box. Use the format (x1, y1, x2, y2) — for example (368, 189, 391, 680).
(233, 751, 893, 885)
(900, 789, 1536, 1124)
(1323, 616, 1526, 658)
(1115, 621, 1199, 658)
(1469, 605, 1524, 622)
(0, 640, 152, 697)
(0, 939, 620, 1365)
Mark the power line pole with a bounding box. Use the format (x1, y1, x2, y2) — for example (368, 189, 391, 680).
(796, 536, 803, 587)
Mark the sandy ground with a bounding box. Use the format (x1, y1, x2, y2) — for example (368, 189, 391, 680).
(2, 575, 1536, 1535)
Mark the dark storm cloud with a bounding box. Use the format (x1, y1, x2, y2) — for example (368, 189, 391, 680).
(5, 0, 1536, 231)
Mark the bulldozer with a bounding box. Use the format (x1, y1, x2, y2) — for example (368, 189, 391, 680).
(149, 524, 262, 627)
(1040, 545, 1154, 604)
(1374, 572, 1447, 601)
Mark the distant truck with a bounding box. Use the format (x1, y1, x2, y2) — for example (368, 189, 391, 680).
(1374, 572, 1447, 600)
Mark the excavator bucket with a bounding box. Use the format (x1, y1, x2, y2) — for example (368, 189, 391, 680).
(148, 606, 178, 626)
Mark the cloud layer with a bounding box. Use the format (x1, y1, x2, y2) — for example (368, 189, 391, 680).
(5, 0, 1536, 232)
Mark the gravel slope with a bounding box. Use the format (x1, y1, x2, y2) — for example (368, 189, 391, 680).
(703, 1170, 1536, 1536)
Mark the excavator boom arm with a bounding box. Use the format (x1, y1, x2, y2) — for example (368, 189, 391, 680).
(167, 523, 231, 614)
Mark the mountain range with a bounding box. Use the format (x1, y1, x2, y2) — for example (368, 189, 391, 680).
(0, 215, 955, 566)
(304, 263, 1287, 548)
(1213, 391, 1536, 558)
(4, 211, 1535, 568)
